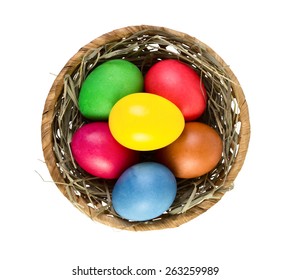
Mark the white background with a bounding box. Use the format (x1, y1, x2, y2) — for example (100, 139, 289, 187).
(1, 0, 290, 279)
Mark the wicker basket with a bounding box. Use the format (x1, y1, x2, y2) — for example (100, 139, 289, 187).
(41, 25, 250, 231)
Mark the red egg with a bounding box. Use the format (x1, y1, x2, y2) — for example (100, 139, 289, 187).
(155, 122, 223, 178)
(70, 122, 140, 179)
(144, 59, 207, 121)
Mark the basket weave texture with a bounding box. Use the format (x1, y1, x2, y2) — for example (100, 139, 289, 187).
(41, 25, 250, 231)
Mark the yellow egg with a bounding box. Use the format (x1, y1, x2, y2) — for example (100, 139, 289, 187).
(109, 93, 185, 151)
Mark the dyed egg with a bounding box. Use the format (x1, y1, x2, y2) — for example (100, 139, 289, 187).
(144, 59, 207, 121)
(78, 59, 143, 120)
(112, 162, 177, 221)
(70, 122, 139, 179)
(155, 122, 223, 178)
(109, 93, 185, 151)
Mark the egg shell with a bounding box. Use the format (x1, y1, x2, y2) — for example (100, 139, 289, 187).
(70, 122, 140, 179)
(109, 93, 185, 151)
(144, 59, 207, 121)
(78, 59, 143, 120)
(112, 162, 177, 221)
(155, 122, 223, 178)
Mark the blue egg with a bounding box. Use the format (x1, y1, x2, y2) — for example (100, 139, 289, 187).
(112, 162, 177, 221)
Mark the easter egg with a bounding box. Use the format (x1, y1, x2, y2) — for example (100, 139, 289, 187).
(78, 59, 143, 120)
(144, 59, 207, 121)
(155, 122, 223, 178)
(109, 93, 185, 151)
(112, 162, 177, 221)
(70, 122, 139, 179)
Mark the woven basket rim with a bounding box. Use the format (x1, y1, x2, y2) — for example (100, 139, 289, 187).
(41, 25, 250, 231)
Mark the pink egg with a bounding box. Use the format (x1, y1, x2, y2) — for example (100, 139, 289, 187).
(70, 122, 140, 179)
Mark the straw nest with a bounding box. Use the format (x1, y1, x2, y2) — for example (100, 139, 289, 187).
(41, 25, 250, 231)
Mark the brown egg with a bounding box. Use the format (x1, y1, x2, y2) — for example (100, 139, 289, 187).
(155, 122, 223, 178)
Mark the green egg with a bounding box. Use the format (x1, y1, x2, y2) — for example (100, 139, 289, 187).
(78, 59, 143, 120)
